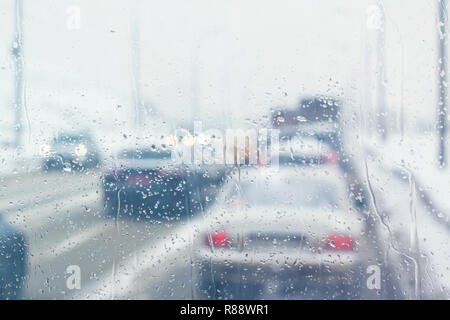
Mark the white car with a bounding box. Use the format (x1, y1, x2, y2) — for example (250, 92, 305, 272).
(278, 135, 339, 166)
(193, 165, 366, 299)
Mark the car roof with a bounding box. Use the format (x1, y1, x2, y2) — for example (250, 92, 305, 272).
(199, 166, 359, 236)
(119, 148, 171, 159)
(236, 165, 344, 184)
(279, 135, 332, 154)
(54, 133, 91, 142)
(222, 166, 347, 201)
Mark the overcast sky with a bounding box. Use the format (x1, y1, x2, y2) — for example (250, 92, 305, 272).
(0, 0, 441, 157)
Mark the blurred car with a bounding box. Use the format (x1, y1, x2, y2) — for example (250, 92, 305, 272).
(0, 215, 27, 299)
(41, 133, 100, 171)
(272, 96, 341, 131)
(194, 166, 365, 299)
(271, 96, 352, 174)
(278, 135, 339, 167)
(101, 147, 190, 221)
(297, 96, 341, 122)
(271, 96, 342, 146)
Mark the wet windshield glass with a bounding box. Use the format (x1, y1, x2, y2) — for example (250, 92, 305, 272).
(239, 180, 339, 208)
(1, 0, 449, 302)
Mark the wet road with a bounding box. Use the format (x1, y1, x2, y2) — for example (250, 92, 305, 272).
(0, 170, 218, 299)
(0, 170, 398, 300)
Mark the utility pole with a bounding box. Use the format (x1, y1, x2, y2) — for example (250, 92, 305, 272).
(12, 0, 24, 148)
(366, 1, 387, 141)
(438, 0, 448, 168)
(131, 18, 143, 137)
(191, 38, 200, 124)
(130, 1, 159, 141)
(374, 1, 387, 141)
(377, 7, 387, 141)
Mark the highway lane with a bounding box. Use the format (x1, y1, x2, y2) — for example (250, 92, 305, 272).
(1, 171, 188, 299)
(0, 169, 401, 300)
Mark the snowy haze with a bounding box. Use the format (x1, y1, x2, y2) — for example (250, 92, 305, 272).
(0, 0, 441, 161)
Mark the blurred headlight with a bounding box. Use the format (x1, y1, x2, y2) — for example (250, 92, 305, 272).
(182, 133, 195, 147)
(75, 143, 88, 157)
(165, 134, 178, 147)
(39, 144, 52, 157)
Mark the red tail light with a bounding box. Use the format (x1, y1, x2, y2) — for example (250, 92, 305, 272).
(325, 150, 339, 165)
(157, 168, 185, 179)
(226, 195, 247, 208)
(205, 231, 232, 248)
(126, 174, 154, 186)
(324, 234, 354, 251)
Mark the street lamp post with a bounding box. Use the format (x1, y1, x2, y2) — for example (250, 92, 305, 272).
(438, 0, 448, 168)
(366, 1, 387, 141)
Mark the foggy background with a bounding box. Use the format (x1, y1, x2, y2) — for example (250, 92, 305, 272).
(0, 0, 441, 170)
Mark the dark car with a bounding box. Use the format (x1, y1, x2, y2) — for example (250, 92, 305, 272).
(278, 135, 339, 167)
(0, 216, 27, 299)
(271, 96, 348, 169)
(297, 96, 341, 122)
(272, 96, 342, 138)
(101, 148, 192, 221)
(41, 133, 100, 172)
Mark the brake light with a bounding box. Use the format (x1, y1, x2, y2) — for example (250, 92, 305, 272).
(324, 234, 354, 251)
(126, 174, 154, 186)
(205, 231, 232, 248)
(325, 150, 339, 165)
